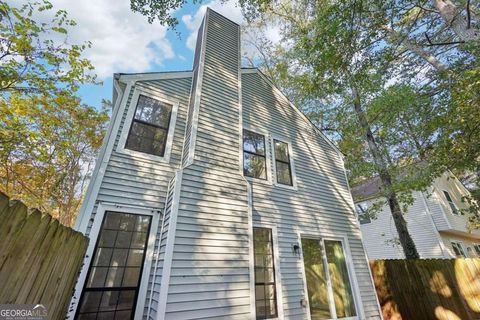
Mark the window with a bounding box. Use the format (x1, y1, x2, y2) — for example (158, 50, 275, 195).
(76, 212, 152, 319)
(443, 190, 459, 215)
(355, 203, 371, 225)
(301, 238, 357, 319)
(125, 94, 172, 157)
(243, 130, 267, 180)
(474, 244, 480, 257)
(253, 228, 278, 319)
(273, 139, 293, 186)
(451, 241, 466, 258)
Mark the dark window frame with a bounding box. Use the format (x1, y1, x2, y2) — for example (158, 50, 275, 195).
(451, 241, 466, 258)
(243, 129, 267, 180)
(75, 211, 152, 320)
(442, 190, 459, 215)
(125, 94, 173, 157)
(253, 227, 278, 319)
(273, 139, 293, 186)
(356, 203, 371, 225)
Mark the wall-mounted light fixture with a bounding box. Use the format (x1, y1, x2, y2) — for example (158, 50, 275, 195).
(292, 243, 301, 256)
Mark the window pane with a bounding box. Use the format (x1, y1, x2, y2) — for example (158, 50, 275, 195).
(244, 153, 266, 179)
(125, 121, 168, 156)
(274, 140, 289, 162)
(78, 212, 151, 319)
(301, 238, 331, 319)
(243, 130, 265, 155)
(135, 95, 172, 128)
(276, 161, 292, 186)
(324, 240, 357, 318)
(253, 228, 277, 319)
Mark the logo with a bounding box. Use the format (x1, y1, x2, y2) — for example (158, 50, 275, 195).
(0, 304, 48, 320)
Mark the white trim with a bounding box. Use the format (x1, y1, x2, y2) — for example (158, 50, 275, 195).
(270, 133, 298, 190)
(247, 184, 256, 318)
(186, 13, 208, 167)
(242, 68, 342, 159)
(156, 170, 183, 319)
(431, 186, 454, 229)
(68, 202, 161, 319)
(297, 232, 312, 320)
(118, 71, 193, 83)
(180, 65, 197, 167)
(420, 191, 449, 258)
(116, 87, 179, 164)
(252, 223, 284, 320)
(297, 233, 364, 320)
(242, 124, 273, 184)
(76, 82, 133, 233)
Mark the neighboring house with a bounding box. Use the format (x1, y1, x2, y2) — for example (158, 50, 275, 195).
(69, 9, 381, 320)
(353, 172, 480, 260)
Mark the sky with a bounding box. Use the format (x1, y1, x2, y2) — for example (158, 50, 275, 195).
(47, 0, 247, 109)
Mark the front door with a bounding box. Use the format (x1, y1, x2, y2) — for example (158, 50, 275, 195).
(301, 238, 357, 320)
(76, 211, 152, 319)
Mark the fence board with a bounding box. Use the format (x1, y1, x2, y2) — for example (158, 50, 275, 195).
(0, 192, 88, 319)
(370, 259, 480, 320)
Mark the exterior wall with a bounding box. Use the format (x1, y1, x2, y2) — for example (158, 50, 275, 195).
(73, 8, 381, 320)
(358, 192, 446, 259)
(440, 232, 480, 258)
(242, 71, 381, 319)
(431, 172, 480, 236)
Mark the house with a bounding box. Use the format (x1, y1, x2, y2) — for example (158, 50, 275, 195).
(353, 172, 480, 259)
(69, 9, 381, 320)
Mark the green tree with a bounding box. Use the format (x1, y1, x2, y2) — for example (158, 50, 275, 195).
(0, 0, 109, 226)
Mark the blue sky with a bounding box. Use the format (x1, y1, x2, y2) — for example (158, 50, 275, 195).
(49, 0, 245, 109)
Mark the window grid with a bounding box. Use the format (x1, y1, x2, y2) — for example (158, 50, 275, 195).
(125, 95, 173, 157)
(76, 212, 151, 320)
(451, 241, 466, 258)
(273, 139, 293, 186)
(253, 228, 278, 319)
(243, 130, 267, 180)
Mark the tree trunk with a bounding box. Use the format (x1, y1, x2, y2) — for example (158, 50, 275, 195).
(352, 87, 420, 259)
(433, 0, 480, 42)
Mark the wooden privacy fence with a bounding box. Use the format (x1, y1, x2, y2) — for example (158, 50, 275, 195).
(370, 259, 480, 320)
(0, 192, 88, 319)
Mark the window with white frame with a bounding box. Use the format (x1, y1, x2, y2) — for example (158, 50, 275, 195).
(443, 190, 459, 215)
(301, 238, 357, 319)
(273, 139, 293, 186)
(243, 129, 267, 180)
(253, 227, 278, 319)
(451, 241, 466, 258)
(355, 202, 371, 225)
(125, 95, 173, 157)
(473, 244, 480, 257)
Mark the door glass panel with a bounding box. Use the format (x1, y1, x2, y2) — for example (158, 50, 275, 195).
(324, 240, 357, 318)
(76, 212, 151, 319)
(301, 238, 332, 319)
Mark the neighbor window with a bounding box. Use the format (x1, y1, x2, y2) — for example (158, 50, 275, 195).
(443, 190, 459, 215)
(356, 202, 371, 225)
(273, 139, 293, 186)
(474, 244, 480, 257)
(243, 130, 267, 180)
(76, 212, 151, 319)
(451, 241, 466, 258)
(125, 95, 173, 157)
(253, 227, 278, 319)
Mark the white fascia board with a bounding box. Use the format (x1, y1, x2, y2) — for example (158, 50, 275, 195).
(118, 71, 193, 83)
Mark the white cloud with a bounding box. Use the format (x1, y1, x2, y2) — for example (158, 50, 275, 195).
(45, 0, 175, 78)
(182, 1, 245, 51)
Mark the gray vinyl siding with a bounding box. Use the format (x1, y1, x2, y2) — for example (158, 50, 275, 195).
(162, 10, 251, 319)
(242, 71, 381, 319)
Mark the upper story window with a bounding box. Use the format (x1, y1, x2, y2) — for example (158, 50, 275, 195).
(451, 241, 466, 258)
(243, 129, 267, 180)
(125, 95, 173, 157)
(442, 190, 459, 215)
(355, 202, 371, 225)
(474, 244, 480, 257)
(273, 139, 292, 186)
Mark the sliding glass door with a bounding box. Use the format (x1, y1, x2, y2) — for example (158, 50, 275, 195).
(301, 238, 357, 320)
